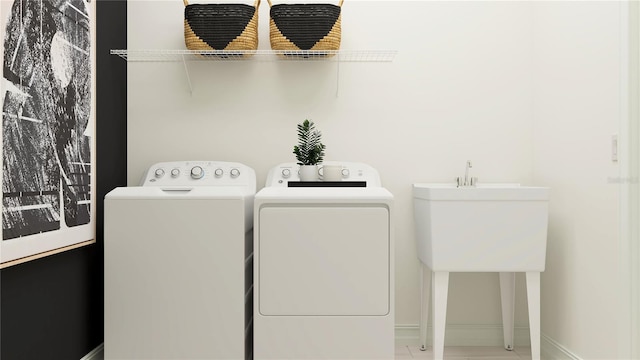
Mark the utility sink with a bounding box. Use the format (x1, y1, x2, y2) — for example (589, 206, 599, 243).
(413, 182, 549, 360)
(413, 183, 549, 272)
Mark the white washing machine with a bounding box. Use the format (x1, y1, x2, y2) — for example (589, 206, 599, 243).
(254, 162, 394, 360)
(104, 161, 255, 360)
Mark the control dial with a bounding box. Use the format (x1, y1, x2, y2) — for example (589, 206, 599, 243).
(154, 168, 165, 178)
(171, 168, 180, 178)
(230, 168, 240, 178)
(341, 168, 350, 178)
(214, 168, 224, 178)
(281, 168, 291, 178)
(190, 166, 204, 179)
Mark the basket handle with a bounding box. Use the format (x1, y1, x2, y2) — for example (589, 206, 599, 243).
(183, 0, 188, 6)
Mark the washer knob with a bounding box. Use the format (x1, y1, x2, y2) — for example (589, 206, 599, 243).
(230, 168, 240, 178)
(341, 168, 350, 178)
(171, 168, 180, 178)
(154, 168, 165, 178)
(214, 168, 224, 178)
(281, 168, 291, 178)
(190, 166, 204, 179)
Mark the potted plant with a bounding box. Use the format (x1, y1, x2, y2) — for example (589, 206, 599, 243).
(293, 119, 326, 181)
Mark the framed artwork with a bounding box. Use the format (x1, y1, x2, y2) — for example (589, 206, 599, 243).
(0, 0, 95, 268)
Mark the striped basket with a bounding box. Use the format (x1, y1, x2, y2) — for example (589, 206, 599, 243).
(267, 0, 343, 56)
(183, 0, 260, 55)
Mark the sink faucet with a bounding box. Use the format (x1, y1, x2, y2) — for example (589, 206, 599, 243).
(464, 160, 472, 185)
(456, 160, 477, 187)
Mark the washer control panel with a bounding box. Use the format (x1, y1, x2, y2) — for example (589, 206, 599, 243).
(265, 161, 382, 187)
(141, 161, 256, 187)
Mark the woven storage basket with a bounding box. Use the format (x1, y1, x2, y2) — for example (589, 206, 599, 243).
(184, 0, 260, 55)
(267, 0, 343, 55)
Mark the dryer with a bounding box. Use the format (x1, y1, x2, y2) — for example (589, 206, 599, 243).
(104, 161, 255, 360)
(254, 162, 394, 360)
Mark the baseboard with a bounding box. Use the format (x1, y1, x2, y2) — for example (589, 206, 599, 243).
(81, 343, 104, 360)
(87, 330, 581, 359)
(395, 324, 531, 347)
(540, 333, 582, 360)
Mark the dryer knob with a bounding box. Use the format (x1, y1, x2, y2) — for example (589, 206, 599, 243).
(341, 168, 350, 178)
(190, 166, 204, 179)
(281, 169, 291, 178)
(230, 168, 240, 178)
(214, 168, 224, 178)
(154, 168, 165, 178)
(171, 168, 180, 178)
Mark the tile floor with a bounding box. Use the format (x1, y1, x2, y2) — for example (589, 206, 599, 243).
(395, 345, 532, 359)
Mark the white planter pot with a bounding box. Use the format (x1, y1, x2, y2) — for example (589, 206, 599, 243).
(299, 165, 318, 181)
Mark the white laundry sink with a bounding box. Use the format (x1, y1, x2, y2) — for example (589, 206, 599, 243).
(413, 183, 549, 272)
(413, 182, 550, 360)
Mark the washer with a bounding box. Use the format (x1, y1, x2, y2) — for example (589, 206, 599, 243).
(254, 161, 394, 360)
(104, 161, 255, 360)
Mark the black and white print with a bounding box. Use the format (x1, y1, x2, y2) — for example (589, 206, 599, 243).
(1, 0, 93, 262)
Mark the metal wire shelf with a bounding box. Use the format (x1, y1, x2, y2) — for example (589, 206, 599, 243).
(111, 49, 397, 95)
(110, 49, 397, 62)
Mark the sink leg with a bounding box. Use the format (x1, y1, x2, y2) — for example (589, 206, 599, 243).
(419, 264, 431, 351)
(526, 272, 541, 360)
(499, 272, 516, 351)
(432, 271, 449, 360)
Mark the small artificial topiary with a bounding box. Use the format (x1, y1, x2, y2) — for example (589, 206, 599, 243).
(293, 119, 326, 166)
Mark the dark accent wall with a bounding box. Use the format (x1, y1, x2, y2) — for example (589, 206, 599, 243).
(0, 1, 126, 359)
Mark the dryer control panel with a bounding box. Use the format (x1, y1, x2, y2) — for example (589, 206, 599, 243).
(265, 161, 382, 187)
(141, 161, 256, 189)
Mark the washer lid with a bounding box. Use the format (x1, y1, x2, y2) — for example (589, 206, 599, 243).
(105, 186, 251, 200)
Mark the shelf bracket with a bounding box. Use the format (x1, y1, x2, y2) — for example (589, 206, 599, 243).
(181, 54, 193, 94)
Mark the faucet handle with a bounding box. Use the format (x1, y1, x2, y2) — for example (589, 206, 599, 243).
(456, 177, 462, 188)
(470, 177, 478, 186)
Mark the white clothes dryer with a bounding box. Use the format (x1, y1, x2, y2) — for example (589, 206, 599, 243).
(254, 162, 394, 360)
(104, 161, 255, 360)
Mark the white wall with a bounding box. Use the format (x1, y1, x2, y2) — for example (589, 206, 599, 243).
(127, 0, 535, 333)
(531, 1, 624, 358)
(127, 1, 628, 350)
